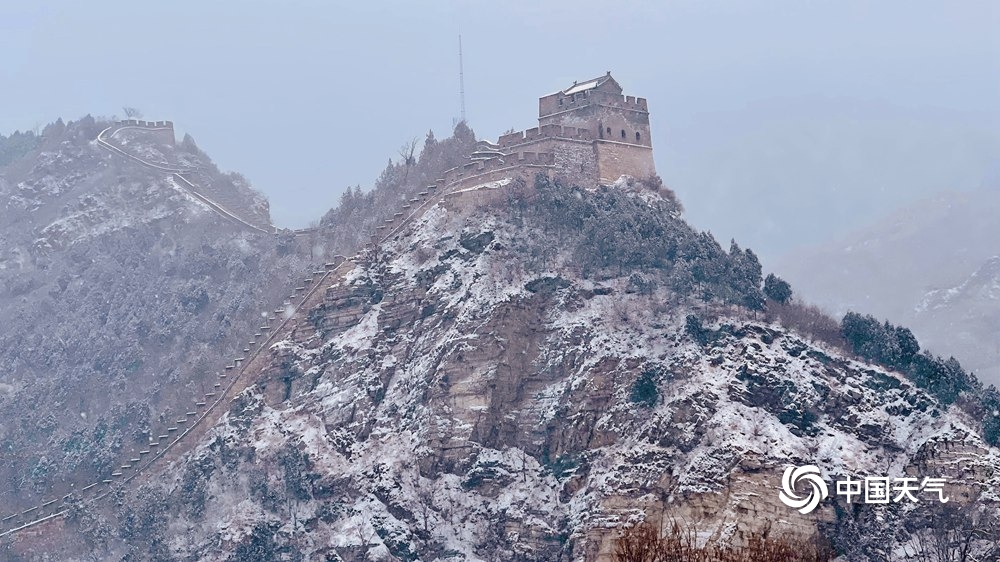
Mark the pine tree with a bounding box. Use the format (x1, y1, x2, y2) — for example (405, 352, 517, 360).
(763, 273, 793, 304)
(727, 241, 765, 311)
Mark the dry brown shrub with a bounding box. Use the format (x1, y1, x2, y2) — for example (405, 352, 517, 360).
(614, 520, 834, 562)
(766, 301, 846, 352)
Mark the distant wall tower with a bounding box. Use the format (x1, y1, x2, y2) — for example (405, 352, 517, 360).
(538, 72, 655, 183)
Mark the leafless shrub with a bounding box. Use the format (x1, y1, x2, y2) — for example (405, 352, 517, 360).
(614, 519, 834, 562)
(905, 503, 1000, 562)
(641, 174, 684, 213)
(767, 301, 846, 351)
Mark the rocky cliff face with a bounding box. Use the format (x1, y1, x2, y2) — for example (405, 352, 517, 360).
(39, 179, 997, 561)
(0, 117, 309, 523)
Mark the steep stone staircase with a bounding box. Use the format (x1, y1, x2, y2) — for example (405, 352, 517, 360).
(0, 122, 460, 540)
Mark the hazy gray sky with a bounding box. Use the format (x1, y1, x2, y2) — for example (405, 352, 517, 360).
(2, 1, 997, 261)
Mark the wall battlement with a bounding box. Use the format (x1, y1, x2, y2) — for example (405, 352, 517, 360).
(539, 92, 649, 119)
(443, 150, 555, 187)
(497, 125, 595, 148)
(114, 119, 176, 146)
(119, 119, 174, 129)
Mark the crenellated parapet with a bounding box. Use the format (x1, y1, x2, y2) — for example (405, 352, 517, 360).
(539, 90, 649, 120)
(112, 119, 176, 146)
(443, 151, 554, 186)
(497, 125, 595, 149)
(440, 150, 562, 192)
(117, 119, 174, 129)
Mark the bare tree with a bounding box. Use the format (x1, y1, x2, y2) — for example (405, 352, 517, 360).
(614, 521, 662, 562)
(355, 505, 378, 556)
(416, 488, 434, 542)
(614, 518, 834, 562)
(907, 503, 1000, 562)
(516, 448, 531, 483)
(398, 137, 418, 184)
(122, 107, 143, 119)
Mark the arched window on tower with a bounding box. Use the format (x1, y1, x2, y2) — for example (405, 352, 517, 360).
(606, 127, 612, 136)
(636, 132, 641, 142)
(621, 129, 626, 139)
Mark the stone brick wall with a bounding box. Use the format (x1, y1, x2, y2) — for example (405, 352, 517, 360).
(497, 125, 594, 149)
(539, 88, 648, 121)
(542, 101, 651, 148)
(594, 141, 656, 184)
(446, 133, 653, 191)
(442, 150, 557, 191)
(550, 139, 599, 188)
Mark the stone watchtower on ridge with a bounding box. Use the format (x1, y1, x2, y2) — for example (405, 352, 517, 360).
(440, 72, 656, 191)
(538, 72, 655, 184)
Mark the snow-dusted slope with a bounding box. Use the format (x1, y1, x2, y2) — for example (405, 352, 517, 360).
(73, 180, 1000, 561)
(0, 117, 310, 535)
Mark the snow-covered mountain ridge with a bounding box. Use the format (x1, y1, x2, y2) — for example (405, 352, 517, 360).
(99, 179, 1000, 561)
(917, 256, 1000, 313)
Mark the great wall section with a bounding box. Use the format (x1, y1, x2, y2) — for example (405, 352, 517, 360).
(0, 73, 658, 542)
(0, 118, 471, 541)
(96, 120, 326, 237)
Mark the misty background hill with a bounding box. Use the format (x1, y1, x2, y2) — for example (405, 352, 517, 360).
(777, 186, 1000, 384)
(662, 99, 1000, 262)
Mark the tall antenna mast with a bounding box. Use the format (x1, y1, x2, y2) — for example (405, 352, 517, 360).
(458, 34, 467, 124)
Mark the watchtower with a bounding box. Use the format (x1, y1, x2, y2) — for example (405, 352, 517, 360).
(538, 72, 655, 183)
(539, 73, 650, 144)
(440, 72, 656, 190)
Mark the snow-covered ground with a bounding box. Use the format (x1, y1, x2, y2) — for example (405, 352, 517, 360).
(133, 183, 1000, 561)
